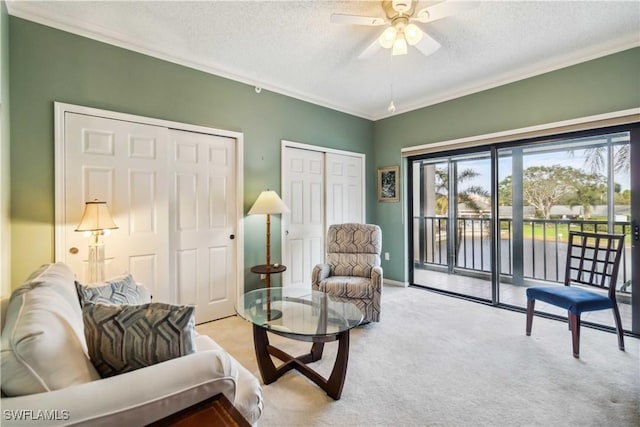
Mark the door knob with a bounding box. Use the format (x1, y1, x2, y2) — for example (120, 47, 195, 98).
(230, 234, 235, 240)
(69, 247, 79, 254)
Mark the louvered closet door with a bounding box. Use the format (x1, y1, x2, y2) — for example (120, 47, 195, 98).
(169, 130, 237, 323)
(63, 113, 171, 300)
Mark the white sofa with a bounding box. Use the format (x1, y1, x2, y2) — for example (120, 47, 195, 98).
(0, 263, 263, 426)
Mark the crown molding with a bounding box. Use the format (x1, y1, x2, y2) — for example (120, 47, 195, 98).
(6, 1, 375, 120)
(8, 1, 639, 123)
(373, 36, 640, 121)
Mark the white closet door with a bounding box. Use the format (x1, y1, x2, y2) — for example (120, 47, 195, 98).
(169, 130, 237, 323)
(60, 112, 239, 324)
(325, 153, 364, 228)
(282, 147, 324, 288)
(62, 113, 171, 300)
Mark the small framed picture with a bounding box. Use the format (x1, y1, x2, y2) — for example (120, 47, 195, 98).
(378, 166, 400, 202)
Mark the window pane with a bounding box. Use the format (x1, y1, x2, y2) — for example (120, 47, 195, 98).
(412, 151, 493, 300)
(497, 132, 631, 330)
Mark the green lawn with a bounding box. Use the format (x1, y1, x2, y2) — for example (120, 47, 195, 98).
(502, 221, 631, 243)
(522, 223, 571, 241)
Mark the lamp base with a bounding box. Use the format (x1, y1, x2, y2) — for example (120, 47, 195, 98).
(88, 242, 106, 283)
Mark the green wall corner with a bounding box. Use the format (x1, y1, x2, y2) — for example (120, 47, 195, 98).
(373, 47, 640, 282)
(7, 15, 639, 290)
(8, 17, 374, 288)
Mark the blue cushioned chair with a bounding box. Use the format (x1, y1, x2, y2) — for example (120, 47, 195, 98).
(525, 231, 625, 358)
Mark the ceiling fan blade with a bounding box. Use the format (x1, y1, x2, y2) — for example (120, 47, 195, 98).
(330, 13, 387, 26)
(415, 1, 478, 23)
(358, 36, 383, 59)
(413, 31, 441, 57)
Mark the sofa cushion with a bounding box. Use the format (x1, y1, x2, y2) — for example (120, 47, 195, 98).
(1, 263, 101, 396)
(76, 274, 152, 307)
(83, 302, 196, 378)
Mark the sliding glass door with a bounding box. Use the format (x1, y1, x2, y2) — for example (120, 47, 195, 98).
(409, 125, 638, 334)
(412, 150, 493, 300)
(497, 132, 633, 328)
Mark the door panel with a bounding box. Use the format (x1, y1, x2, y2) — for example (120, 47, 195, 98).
(169, 130, 237, 323)
(282, 147, 324, 288)
(631, 128, 639, 333)
(61, 112, 237, 324)
(325, 153, 364, 228)
(176, 249, 198, 304)
(496, 134, 632, 327)
(286, 238, 305, 285)
(63, 113, 170, 300)
(412, 153, 493, 300)
(410, 128, 638, 334)
(282, 147, 365, 288)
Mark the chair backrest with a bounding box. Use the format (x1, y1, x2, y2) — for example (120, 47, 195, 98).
(564, 231, 625, 299)
(326, 223, 382, 278)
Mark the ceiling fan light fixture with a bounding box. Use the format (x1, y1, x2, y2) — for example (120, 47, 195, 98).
(379, 26, 397, 49)
(335, 0, 472, 59)
(387, 100, 396, 113)
(392, 35, 408, 56)
(404, 23, 423, 45)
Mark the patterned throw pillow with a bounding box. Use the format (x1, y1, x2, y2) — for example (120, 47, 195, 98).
(82, 302, 196, 378)
(76, 274, 152, 307)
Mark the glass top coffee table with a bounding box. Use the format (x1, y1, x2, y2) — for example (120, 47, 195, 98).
(238, 287, 363, 400)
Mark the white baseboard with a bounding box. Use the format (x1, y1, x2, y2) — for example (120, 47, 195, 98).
(384, 279, 408, 288)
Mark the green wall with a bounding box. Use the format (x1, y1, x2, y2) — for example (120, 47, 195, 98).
(8, 17, 374, 288)
(1, 1, 10, 295)
(8, 15, 639, 289)
(374, 47, 640, 282)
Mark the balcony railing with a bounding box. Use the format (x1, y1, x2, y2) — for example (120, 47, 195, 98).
(414, 216, 631, 288)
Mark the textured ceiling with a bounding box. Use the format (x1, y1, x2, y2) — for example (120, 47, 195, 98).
(8, 0, 640, 120)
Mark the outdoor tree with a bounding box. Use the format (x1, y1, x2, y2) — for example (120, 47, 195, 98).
(499, 166, 603, 219)
(581, 144, 630, 174)
(615, 189, 631, 205)
(498, 175, 512, 206)
(432, 166, 490, 263)
(434, 167, 489, 215)
(564, 175, 605, 219)
(523, 166, 578, 219)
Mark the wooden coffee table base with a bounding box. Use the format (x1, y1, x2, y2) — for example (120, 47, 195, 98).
(149, 393, 250, 427)
(252, 325, 350, 400)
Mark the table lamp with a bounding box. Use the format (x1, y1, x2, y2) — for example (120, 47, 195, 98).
(75, 199, 118, 283)
(249, 190, 290, 320)
(248, 190, 290, 268)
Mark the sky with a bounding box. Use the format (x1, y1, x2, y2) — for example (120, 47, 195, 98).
(454, 144, 631, 196)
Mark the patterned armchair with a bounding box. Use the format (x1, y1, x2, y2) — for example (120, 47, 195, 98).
(312, 223, 383, 323)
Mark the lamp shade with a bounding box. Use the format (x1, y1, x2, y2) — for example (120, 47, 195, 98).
(379, 26, 397, 49)
(76, 200, 118, 232)
(392, 36, 408, 56)
(248, 191, 290, 215)
(404, 23, 423, 46)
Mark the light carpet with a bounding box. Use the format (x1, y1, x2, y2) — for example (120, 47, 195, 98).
(197, 286, 640, 427)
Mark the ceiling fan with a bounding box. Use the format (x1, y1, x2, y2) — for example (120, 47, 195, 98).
(331, 0, 473, 58)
